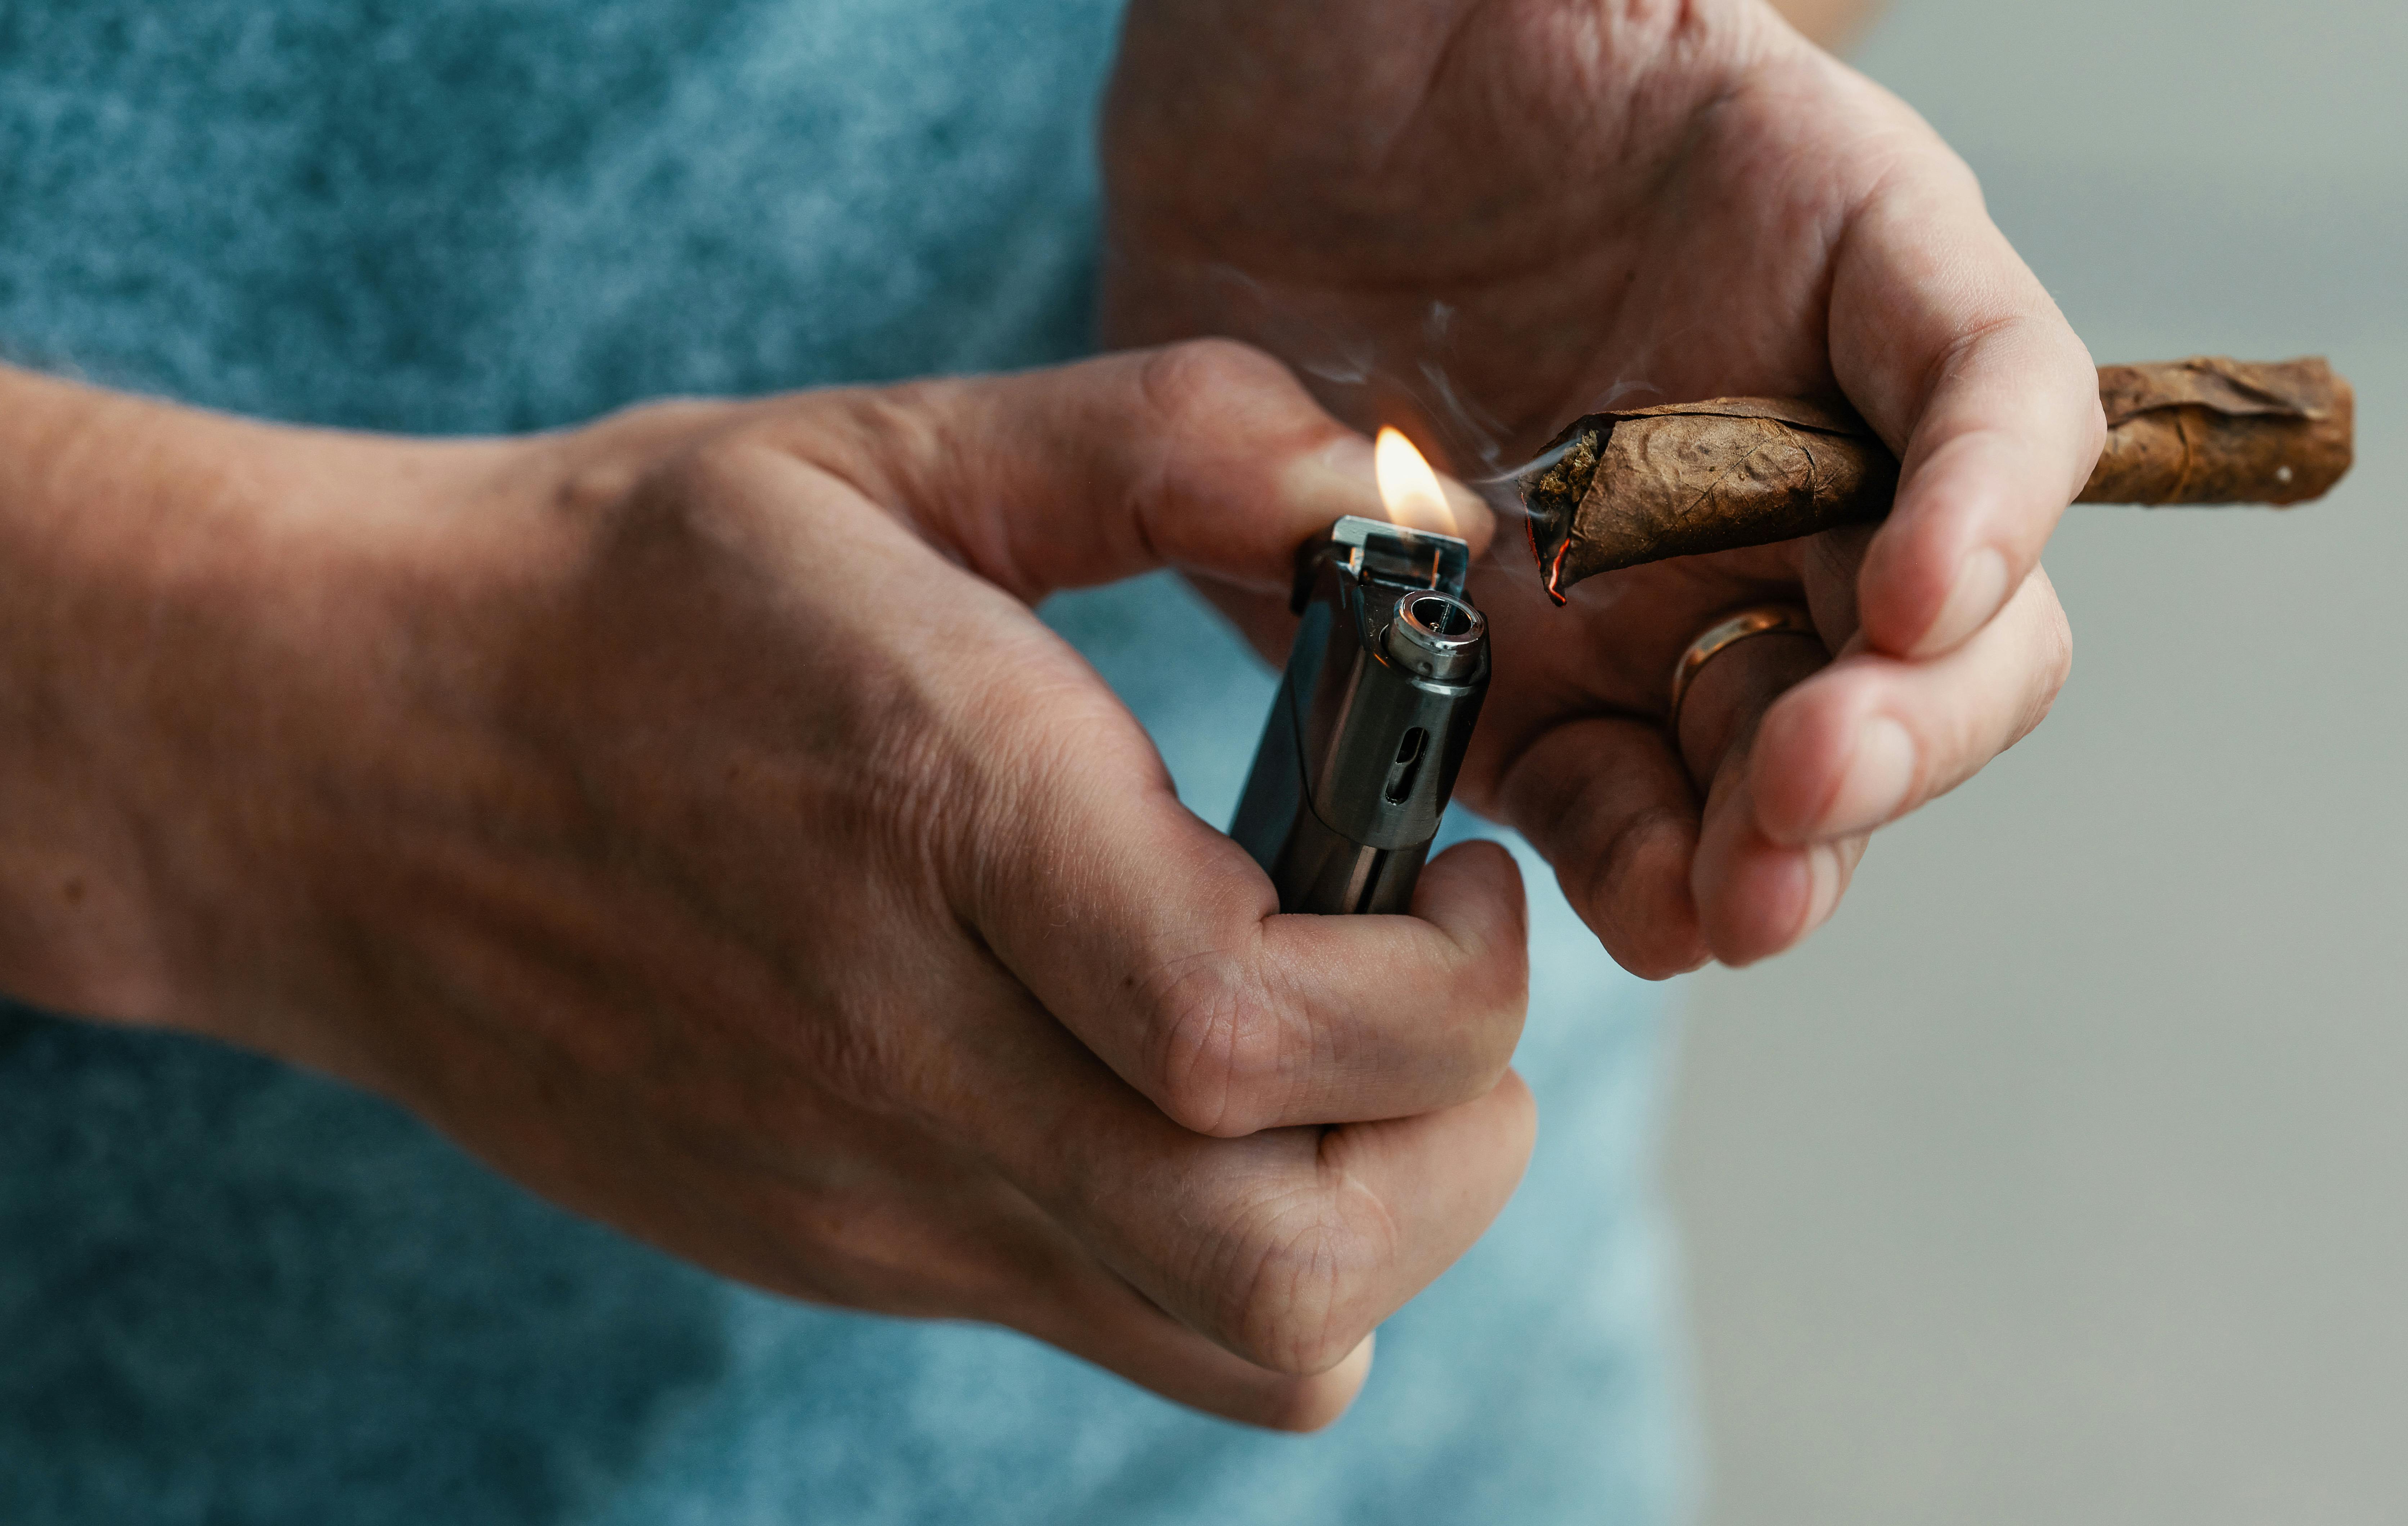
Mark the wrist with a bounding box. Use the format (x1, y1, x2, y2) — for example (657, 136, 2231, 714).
(0, 369, 227, 1022)
(0, 365, 537, 1041)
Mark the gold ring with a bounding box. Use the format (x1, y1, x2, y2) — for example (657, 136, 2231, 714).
(1667, 603, 1820, 740)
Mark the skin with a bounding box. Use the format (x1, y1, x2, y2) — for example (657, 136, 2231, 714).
(1771, 0, 1887, 49)
(1105, 0, 2092, 975)
(0, 346, 1526, 1430)
(1, 0, 2078, 1435)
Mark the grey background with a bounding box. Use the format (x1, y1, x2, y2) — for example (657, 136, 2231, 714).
(1665, 1, 2408, 1522)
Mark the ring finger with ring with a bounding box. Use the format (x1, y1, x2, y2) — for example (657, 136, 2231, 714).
(1669, 603, 1830, 789)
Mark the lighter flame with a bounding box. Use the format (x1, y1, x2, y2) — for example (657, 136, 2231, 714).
(1374, 427, 1455, 535)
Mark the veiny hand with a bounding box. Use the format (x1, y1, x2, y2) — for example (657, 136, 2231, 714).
(0, 344, 1523, 1429)
(1105, 0, 2094, 973)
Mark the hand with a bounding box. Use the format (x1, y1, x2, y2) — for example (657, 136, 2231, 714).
(0, 344, 1526, 1429)
(1105, 0, 2095, 972)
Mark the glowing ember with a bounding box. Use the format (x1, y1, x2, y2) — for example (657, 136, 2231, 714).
(1374, 427, 1456, 536)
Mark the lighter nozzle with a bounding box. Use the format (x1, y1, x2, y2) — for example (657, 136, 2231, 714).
(1384, 592, 1485, 682)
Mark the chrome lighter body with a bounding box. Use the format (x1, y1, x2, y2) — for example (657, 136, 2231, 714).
(1230, 516, 1490, 915)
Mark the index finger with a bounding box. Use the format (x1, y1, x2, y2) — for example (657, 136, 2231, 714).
(1827, 139, 2104, 659)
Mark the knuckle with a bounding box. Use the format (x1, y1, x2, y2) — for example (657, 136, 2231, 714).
(1473, 874, 1533, 1004)
(1985, 570, 2075, 756)
(1213, 1188, 1386, 1374)
(1134, 338, 1287, 432)
(1134, 953, 1295, 1137)
(652, 429, 758, 504)
(1453, 954, 1529, 1082)
(2074, 384, 2111, 462)
(1257, 1378, 1360, 1435)
(2042, 603, 2074, 689)
(813, 382, 960, 507)
(599, 431, 785, 554)
(2058, 345, 2112, 458)
(2018, 602, 2075, 740)
(1570, 790, 1695, 973)
(841, 379, 961, 460)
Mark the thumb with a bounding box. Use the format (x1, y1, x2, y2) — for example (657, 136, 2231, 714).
(807, 340, 1495, 601)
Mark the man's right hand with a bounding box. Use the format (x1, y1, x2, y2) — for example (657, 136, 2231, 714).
(0, 343, 1529, 1430)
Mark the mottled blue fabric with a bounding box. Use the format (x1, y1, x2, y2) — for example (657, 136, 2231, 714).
(0, 2, 1690, 1521)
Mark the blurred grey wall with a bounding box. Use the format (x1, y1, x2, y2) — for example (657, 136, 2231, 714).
(1666, 1, 2408, 1522)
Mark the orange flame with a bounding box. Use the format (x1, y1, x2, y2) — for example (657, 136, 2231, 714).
(1374, 427, 1456, 537)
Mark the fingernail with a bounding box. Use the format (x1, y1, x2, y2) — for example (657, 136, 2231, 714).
(1279, 436, 1494, 548)
(1918, 546, 2009, 655)
(1818, 716, 1917, 838)
(1278, 434, 1384, 521)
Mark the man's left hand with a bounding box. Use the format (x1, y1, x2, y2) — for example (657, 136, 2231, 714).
(1104, 0, 2093, 974)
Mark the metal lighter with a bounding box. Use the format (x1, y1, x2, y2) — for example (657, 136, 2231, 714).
(1230, 515, 1490, 915)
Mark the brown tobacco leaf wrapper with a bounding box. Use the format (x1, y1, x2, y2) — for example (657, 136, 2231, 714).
(1521, 356, 2354, 602)
(1520, 397, 1898, 598)
(2086, 356, 2352, 505)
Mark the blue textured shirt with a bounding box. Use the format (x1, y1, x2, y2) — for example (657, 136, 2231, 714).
(0, 2, 1688, 1520)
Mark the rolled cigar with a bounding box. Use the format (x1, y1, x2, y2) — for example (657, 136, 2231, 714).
(1520, 356, 2354, 601)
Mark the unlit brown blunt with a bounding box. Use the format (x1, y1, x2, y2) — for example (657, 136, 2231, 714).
(1520, 357, 2355, 602)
